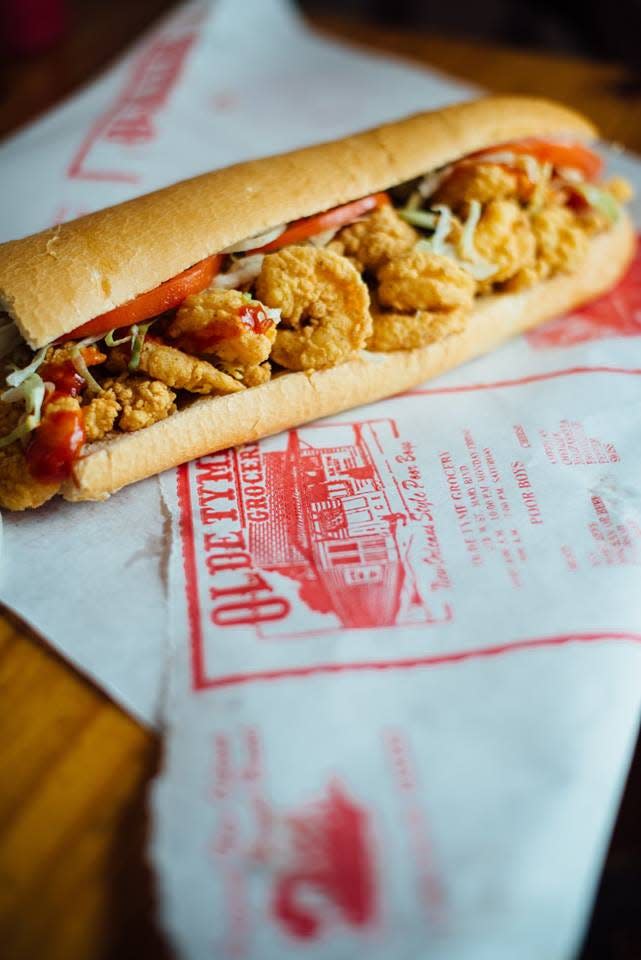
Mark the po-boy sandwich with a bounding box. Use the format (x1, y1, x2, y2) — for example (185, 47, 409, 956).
(0, 96, 634, 511)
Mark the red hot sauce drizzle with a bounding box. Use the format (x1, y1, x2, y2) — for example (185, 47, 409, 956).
(24, 347, 104, 484)
(173, 303, 274, 354)
(38, 359, 85, 397)
(239, 303, 274, 336)
(24, 302, 272, 484)
(26, 408, 85, 484)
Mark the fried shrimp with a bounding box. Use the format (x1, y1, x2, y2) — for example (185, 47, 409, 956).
(433, 163, 521, 210)
(330, 205, 418, 272)
(532, 206, 590, 275)
(473, 200, 536, 288)
(45, 343, 107, 367)
(169, 288, 277, 376)
(218, 362, 272, 387)
(255, 246, 372, 370)
(83, 392, 120, 442)
(369, 305, 467, 352)
(377, 249, 476, 313)
(370, 250, 475, 352)
(0, 403, 59, 510)
(108, 339, 244, 395)
(101, 375, 176, 432)
(505, 206, 589, 291)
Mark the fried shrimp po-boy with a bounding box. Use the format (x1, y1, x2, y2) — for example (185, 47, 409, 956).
(0, 97, 634, 510)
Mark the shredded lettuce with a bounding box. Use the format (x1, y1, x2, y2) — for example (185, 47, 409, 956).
(104, 329, 132, 347)
(223, 225, 285, 254)
(458, 201, 498, 280)
(416, 167, 452, 200)
(459, 200, 482, 262)
(128, 323, 151, 372)
(415, 202, 497, 282)
(428, 205, 453, 254)
(404, 191, 423, 212)
(308, 228, 338, 248)
(573, 183, 620, 223)
(0, 373, 45, 449)
(6, 346, 47, 389)
(520, 154, 540, 184)
(462, 260, 501, 282)
(474, 150, 517, 166)
(399, 208, 438, 230)
(70, 345, 102, 394)
(264, 306, 281, 325)
(61, 334, 105, 394)
(558, 166, 584, 184)
(214, 254, 265, 290)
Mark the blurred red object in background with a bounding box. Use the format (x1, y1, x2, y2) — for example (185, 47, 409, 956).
(0, 0, 67, 55)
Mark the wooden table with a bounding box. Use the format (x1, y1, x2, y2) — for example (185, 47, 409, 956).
(1, 5, 640, 958)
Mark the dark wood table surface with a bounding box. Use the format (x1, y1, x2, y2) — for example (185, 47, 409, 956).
(1, 3, 640, 958)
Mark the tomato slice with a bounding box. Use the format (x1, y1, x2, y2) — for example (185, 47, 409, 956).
(58, 254, 223, 343)
(57, 195, 390, 345)
(471, 138, 603, 181)
(252, 193, 391, 253)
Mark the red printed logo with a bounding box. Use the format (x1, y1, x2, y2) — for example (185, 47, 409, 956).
(183, 419, 450, 638)
(67, 10, 202, 182)
(239, 421, 423, 630)
(527, 237, 641, 347)
(178, 371, 641, 691)
(272, 779, 377, 940)
(179, 418, 458, 689)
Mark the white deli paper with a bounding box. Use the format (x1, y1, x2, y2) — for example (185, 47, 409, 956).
(1, 0, 640, 955)
(152, 261, 641, 959)
(0, 0, 470, 723)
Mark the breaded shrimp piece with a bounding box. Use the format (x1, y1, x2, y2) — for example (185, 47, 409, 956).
(369, 305, 467, 352)
(255, 246, 371, 371)
(108, 340, 244, 395)
(533, 206, 590, 275)
(220, 362, 272, 387)
(103, 375, 176, 432)
(45, 343, 107, 367)
(371, 251, 473, 352)
(83, 392, 120, 442)
(505, 206, 589, 291)
(169, 288, 276, 371)
(0, 403, 59, 510)
(433, 163, 520, 210)
(242, 364, 271, 386)
(377, 249, 476, 313)
(473, 200, 536, 287)
(330, 205, 418, 272)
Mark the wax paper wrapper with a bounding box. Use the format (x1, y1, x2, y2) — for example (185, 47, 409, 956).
(0, 0, 470, 724)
